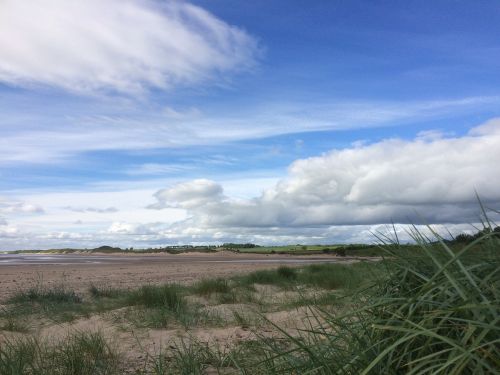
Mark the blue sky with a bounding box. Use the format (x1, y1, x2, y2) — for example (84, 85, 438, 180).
(1, 0, 500, 249)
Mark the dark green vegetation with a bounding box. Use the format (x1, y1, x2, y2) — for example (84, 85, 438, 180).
(235, 262, 373, 290)
(8, 284, 82, 305)
(192, 278, 231, 296)
(123, 284, 220, 329)
(1, 220, 498, 374)
(0, 331, 118, 375)
(1, 281, 129, 325)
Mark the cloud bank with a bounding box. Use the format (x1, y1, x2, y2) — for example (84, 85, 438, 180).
(1, 120, 499, 249)
(0, 0, 258, 94)
(150, 119, 500, 232)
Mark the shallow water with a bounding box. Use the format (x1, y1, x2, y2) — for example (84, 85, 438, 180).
(0, 253, 343, 266)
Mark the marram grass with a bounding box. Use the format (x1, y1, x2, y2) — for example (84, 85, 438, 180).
(251, 226, 500, 374)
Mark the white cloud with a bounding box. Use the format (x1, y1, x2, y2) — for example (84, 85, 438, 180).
(0, 225, 20, 239)
(0, 217, 7, 225)
(0, 0, 258, 94)
(1, 120, 499, 250)
(150, 119, 500, 231)
(0, 199, 45, 214)
(107, 221, 163, 235)
(1, 96, 499, 165)
(63, 206, 119, 213)
(164, 106, 202, 120)
(150, 179, 224, 209)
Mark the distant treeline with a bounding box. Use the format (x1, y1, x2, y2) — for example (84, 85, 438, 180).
(450, 226, 500, 244)
(221, 243, 260, 249)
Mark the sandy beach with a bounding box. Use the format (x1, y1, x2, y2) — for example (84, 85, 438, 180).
(0, 252, 351, 300)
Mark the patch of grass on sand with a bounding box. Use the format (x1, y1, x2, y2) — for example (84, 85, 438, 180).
(123, 284, 223, 329)
(236, 267, 295, 289)
(127, 284, 186, 311)
(88, 284, 128, 299)
(2, 282, 87, 323)
(191, 278, 231, 297)
(8, 284, 81, 305)
(235, 263, 373, 291)
(143, 338, 269, 375)
(0, 316, 29, 333)
(0, 331, 119, 374)
(298, 262, 367, 290)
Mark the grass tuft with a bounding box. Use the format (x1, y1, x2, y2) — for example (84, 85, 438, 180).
(276, 266, 298, 280)
(88, 284, 126, 299)
(191, 278, 231, 297)
(9, 284, 81, 305)
(299, 262, 367, 290)
(127, 284, 186, 311)
(0, 331, 119, 374)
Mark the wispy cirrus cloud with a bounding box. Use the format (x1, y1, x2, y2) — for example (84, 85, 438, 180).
(125, 163, 193, 176)
(0, 0, 259, 95)
(63, 206, 119, 214)
(1, 96, 498, 165)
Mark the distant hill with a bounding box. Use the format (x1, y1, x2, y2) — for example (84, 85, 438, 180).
(91, 245, 123, 253)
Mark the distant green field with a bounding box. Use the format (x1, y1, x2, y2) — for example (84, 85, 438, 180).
(233, 244, 339, 253)
(3, 243, 399, 257)
(228, 243, 388, 257)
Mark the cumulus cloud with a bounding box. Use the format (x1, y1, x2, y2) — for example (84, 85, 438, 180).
(150, 179, 224, 209)
(2, 120, 499, 250)
(0, 225, 20, 239)
(107, 222, 163, 235)
(0, 199, 44, 214)
(150, 119, 500, 231)
(0, 0, 258, 94)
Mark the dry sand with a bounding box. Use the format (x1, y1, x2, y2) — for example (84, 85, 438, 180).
(0, 252, 354, 372)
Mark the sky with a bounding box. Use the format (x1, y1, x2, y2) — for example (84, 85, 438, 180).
(1, 0, 500, 250)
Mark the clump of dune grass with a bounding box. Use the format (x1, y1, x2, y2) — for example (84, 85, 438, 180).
(0, 331, 119, 374)
(124, 284, 222, 329)
(191, 278, 257, 305)
(0, 316, 29, 333)
(2, 282, 86, 323)
(236, 262, 371, 291)
(251, 221, 500, 374)
(276, 266, 298, 280)
(191, 278, 231, 297)
(125, 284, 187, 328)
(127, 284, 186, 311)
(88, 284, 126, 299)
(236, 267, 300, 289)
(9, 283, 81, 305)
(143, 338, 268, 375)
(299, 261, 372, 290)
